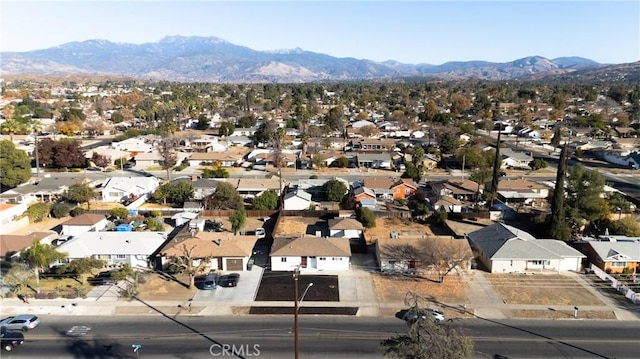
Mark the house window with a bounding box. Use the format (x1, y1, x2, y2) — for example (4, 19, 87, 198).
(109, 192, 122, 198)
(281, 258, 287, 262)
(611, 261, 626, 267)
(319, 257, 326, 261)
(332, 257, 342, 261)
(528, 260, 550, 266)
(115, 255, 126, 259)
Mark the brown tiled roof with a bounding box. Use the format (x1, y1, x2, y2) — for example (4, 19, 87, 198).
(160, 231, 257, 258)
(363, 177, 395, 189)
(0, 232, 56, 256)
(62, 214, 107, 226)
(271, 236, 351, 257)
(327, 218, 364, 230)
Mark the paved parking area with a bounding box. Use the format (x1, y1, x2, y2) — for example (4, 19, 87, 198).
(192, 265, 264, 302)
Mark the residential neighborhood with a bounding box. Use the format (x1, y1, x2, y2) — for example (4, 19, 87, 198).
(0, 77, 639, 358)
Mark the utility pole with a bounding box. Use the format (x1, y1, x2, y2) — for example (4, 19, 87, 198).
(84, 169, 91, 211)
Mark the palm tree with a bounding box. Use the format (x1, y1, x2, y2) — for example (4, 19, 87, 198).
(21, 240, 67, 294)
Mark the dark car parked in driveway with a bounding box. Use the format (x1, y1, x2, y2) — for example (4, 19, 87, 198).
(1, 326, 24, 351)
(217, 273, 240, 287)
(87, 270, 115, 286)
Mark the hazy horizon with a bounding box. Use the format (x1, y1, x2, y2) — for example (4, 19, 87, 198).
(2, 1, 638, 65)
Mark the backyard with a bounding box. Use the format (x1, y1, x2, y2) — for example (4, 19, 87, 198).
(364, 218, 435, 245)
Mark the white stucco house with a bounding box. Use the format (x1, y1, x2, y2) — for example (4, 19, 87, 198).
(270, 236, 351, 271)
(54, 231, 168, 268)
(60, 214, 110, 236)
(101, 177, 160, 203)
(467, 223, 585, 273)
(283, 189, 313, 210)
(327, 218, 363, 239)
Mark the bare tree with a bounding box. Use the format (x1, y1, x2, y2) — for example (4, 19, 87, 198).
(381, 291, 474, 359)
(419, 237, 473, 283)
(171, 243, 210, 289)
(158, 138, 178, 181)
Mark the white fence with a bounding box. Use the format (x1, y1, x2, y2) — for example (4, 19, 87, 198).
(591, 264, 639, 305)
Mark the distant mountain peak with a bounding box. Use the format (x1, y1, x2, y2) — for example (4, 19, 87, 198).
(0, 35, 624, 83)
(265, 47, 305, 54)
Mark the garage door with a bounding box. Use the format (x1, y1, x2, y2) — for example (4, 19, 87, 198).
(226, 258, 243, 271)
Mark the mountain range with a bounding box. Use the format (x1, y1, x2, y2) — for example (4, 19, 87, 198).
(1, 35, 638, 83)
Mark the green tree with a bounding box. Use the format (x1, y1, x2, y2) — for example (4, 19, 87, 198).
(26, 202, 51, 223)
(381, 292, 474, 359)
(402, 162, 423, 182)
(62, 258, 106, 284)
(323, 179, 348, 202)
(528, 158, 548, 171)
(2, 263, 33, 294)
(109, 207, 130, 220)
(21, 240, 67, 293)
(218, 121, 235, 137)
(0, 140, 32, 190)
(53, 138, 86, 169)
(609, 217, 640, 236)
(489, 131, 502, 204)
(50, 202, 74, 218)
(153, 183, 171, 204)
(168, 180, 195, 204)
(438, 132, 458, 154)
(206, 181, 243, 210)
(411, 146, 425, 167)
(469, 167, 492, 204)
(549, 143, 571, 241)
(566, 164, 608, 224)
(146, 217, 165, 231)
(66, 183, 98, 206)
(356, 207, 376, 228)
(195, 114, 210, 130)
(253, 190, 278, 210)
(332, 156, 349, 168)
(230, 207, 247, 235)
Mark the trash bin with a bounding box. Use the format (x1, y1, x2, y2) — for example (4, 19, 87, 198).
(247, 258, 254, 270)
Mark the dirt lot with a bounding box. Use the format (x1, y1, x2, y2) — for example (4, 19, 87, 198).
(133, 272, 197, 302)
(373, 273, 469, 305)
(273, 216, 325, 237)
(485, 274, 604, 306)
(364, 218, 434, 244)
(255, 272, 339, 302)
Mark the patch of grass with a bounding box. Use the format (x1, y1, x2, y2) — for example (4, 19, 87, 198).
(18, 277, 91, 299)
(485, 274, 603, 306)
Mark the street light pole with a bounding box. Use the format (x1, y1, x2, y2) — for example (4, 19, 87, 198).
(294, 267, 299, 359)
(294, 267, 313, 359)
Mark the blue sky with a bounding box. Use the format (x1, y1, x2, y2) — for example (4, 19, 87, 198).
(1, 1, 638, 65)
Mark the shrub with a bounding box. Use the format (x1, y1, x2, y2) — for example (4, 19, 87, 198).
(51, 202, 74, 218)
(27, 202, 51, 223)
(356, 207, 376, 228)
(70, 207, 86, 217)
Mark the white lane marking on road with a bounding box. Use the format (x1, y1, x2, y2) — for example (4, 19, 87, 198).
(66, 325, 92, 336)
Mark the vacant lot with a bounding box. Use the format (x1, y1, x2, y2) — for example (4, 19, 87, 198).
(373, 273, 469, 305)
(365, 218, 434, 244)
(485, 274, 604, 306)
(273, 216, 326, 238)
(255, 272, 339, 302)
(133, 272, 197, 301)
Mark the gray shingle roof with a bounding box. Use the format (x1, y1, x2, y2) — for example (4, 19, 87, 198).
(467, 223, 583, 260)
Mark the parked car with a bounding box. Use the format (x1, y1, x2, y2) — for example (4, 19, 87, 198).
(255, 228, 266, 240)
(0, 315, 41, 332)
(87, 270, 115, 286)
(1, 327, 24, 351)
(217, 273, 240, 287)
(202, 273, 217, 290)
(402, 308, 445, 324)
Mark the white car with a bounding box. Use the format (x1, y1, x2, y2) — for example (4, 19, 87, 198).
(255, 228, 266, 239)
(402, 308, 445, 324)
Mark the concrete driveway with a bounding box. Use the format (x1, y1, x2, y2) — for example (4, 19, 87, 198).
(192, 265, 264, 302)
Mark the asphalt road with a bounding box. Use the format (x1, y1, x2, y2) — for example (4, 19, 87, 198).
(4, 316, 639, 358)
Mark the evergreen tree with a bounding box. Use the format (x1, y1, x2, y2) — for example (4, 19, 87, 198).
(489, 130, 502, 205)
(549, 143, 571, 241)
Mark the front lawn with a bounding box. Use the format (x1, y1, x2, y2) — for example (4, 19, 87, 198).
(14, 277, 91, 300)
